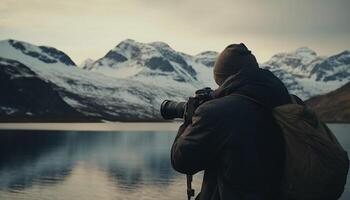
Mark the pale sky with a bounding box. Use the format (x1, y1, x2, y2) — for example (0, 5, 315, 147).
(1, 0, 349, 64)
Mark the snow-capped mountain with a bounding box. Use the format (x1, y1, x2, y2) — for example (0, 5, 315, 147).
(0, 38, 349, 121)
(1, 39, 76, 67)
(263, 46, 350, 83)
(193, 51, 218, 68)
(0, 39, 200, 121)
(310, 50, 350, 82)
(261, 47, 349, 99)
(0, 57, 85, 121)
(88, 39, 217, 88)
(86, 41, 349, 100)
(264, 47, 324, 78)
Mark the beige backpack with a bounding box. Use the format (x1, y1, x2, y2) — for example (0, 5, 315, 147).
(238, 94, 349, 200)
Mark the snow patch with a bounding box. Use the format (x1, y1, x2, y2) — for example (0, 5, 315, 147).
(1, 107, 18, 115)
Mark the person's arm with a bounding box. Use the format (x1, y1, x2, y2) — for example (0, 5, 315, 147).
(171, 104, 225, 175)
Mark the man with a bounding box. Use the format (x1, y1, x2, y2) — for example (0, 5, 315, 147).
(171, 43, 291, 200)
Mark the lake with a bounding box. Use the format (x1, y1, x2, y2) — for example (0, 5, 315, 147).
(0, 123, 348, 200)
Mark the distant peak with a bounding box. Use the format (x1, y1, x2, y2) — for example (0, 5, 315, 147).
(148, 41, 170, 49)
(1, 38, 23, 43)
(330, 49, 350, 59)
(1, 39, 35, 53)
(121, 38, 136, 44)
(2, 39, 32, 49)
(80, 58, 94, 65)
(342, 49, 350, 54)
(195, 51, 218, 57)
(115, 39, 173, 50)
(294, 47, 317, 56)
(0, 39, 76, 66)
(79, 58, 95, 69)
(116, 39, 138, 48)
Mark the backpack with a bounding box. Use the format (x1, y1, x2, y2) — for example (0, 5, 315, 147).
(236, 94, 349, 200)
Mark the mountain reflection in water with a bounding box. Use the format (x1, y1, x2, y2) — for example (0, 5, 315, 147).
(0, 124, 348, 200)
(0, 131, 200, 200)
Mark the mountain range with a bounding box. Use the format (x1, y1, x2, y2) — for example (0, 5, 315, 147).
(0, 39, 349, 122)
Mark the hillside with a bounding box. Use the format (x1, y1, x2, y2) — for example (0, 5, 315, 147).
(0, 58, 90, 122)
(306, 82, 350, 123)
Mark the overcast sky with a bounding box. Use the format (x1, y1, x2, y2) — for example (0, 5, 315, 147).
(1, 0, 349, 64)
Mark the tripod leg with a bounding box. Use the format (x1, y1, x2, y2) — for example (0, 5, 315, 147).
(187, 175, 195, 200)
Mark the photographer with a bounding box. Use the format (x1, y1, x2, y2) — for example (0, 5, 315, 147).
(170, 43, 291, 200)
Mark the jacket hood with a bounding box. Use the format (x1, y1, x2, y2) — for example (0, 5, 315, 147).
(214, 67, 291, 108)
(213, 43, 259, 86)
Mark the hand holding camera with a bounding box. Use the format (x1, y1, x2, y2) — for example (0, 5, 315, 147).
(160, 87, 214, 122)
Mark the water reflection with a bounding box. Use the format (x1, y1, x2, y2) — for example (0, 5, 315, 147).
(0, 131, 177, 192)
(0, 125, 348, 200)
(0, 132, 73, 191)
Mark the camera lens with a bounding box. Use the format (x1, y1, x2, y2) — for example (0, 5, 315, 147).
(160, 100, 186, 119)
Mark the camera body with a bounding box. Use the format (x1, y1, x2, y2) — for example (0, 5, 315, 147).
(160, 87, 214, 121)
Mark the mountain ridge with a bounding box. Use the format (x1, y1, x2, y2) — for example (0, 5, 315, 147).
(0, 38, 349, 122)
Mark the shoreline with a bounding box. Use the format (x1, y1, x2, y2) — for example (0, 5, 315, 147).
(0, 122, 347, 132)
(0, 122, 183, 131)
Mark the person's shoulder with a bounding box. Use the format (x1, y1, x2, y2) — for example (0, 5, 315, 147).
(196, 94, 253, 116)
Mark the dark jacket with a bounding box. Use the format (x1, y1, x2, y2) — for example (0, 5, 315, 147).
(171, 67, 291, 200)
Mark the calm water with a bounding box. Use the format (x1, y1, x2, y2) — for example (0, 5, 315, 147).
(0, 124, 348, 200)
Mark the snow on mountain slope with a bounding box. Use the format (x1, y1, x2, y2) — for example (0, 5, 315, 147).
(0, 57, 86, 121)
(87, 40, 349, 100)
(310, 50, 350, 82)
(182, 52, 217, 88)
(0, 39, 76, 67)
(87, 39, 217, 88)
(194, 51, 218, 68)
(262, 47, 350, 99)
(265, 47, 324, 78)
(0, 39, 197, 120)
(79, 58, 94, 69)
(1, 38, 349, 121)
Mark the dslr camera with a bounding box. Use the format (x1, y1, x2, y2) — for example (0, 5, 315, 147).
(160, 87, 214, 122)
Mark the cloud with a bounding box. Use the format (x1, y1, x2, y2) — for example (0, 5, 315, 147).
(136, 0, 350, 36)
(0, 0, 349, 63)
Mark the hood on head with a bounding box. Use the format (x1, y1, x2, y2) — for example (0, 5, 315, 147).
(214, 67, 291, 108)
(214, 43, 259, 86)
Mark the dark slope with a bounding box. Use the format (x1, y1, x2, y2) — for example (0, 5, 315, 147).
(306, 82, 350, 123)
(0, 57, 92, 122)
